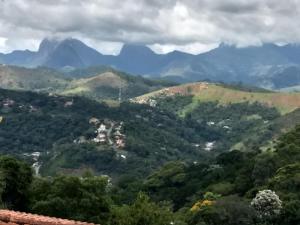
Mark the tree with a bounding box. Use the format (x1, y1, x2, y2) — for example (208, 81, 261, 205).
(145, 161, 188, 209)
(0, 171, 4, 208)
(268, 163, 300, 225)
(189, 196, 257, 225)
(279, 199, 300, 225)
(30, 175, 111, 224)
(109, 192, 181, 225)
(251, 190, 282, 222)
(252, 152, 278, 186)
(0, 155, 33, 210)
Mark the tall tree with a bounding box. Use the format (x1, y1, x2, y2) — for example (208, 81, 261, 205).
(0, 155, 33, 210)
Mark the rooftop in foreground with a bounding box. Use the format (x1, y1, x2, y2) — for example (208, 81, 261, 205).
(0, 210, 100, 225)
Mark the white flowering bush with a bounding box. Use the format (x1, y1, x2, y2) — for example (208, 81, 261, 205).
(251, 189, 282, 219)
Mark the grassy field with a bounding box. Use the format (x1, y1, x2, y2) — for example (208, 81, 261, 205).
(134, 82, 300, 115)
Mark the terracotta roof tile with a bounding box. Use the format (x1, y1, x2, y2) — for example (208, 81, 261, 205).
(0, 210, 100, 225)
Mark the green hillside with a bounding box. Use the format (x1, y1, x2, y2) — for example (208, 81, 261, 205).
(140, 125, 300, 225)
(0, 65, 174, 103)
(134, 82, 300, 115)
(1, 112, 300, 225)
(1, 87, 300, 225)
(133, 82, 300, 152)
(1, 87, 300, 178)
(0, 65, 67, 92)
(0, 88, 211, 178)
(62, 71, 174, 102)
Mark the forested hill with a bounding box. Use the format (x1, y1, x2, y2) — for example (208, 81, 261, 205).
(1, 86, 300, 178)
(0, 88, 210, 178)
(133, 82, 300, 152)
(0, 107, 299, 225)
(140, 125, 300, 225)
(134, 82, 300, 114)
(0, 86, 300, 225)
(0, 65, 175, 102)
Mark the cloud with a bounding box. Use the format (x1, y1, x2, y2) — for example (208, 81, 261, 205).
(0, 0, 300, 54)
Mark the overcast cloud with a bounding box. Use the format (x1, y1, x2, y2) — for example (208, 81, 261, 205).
(0, 0, 300, 54)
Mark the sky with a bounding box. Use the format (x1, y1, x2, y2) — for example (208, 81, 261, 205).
(0, 0, 300, 55)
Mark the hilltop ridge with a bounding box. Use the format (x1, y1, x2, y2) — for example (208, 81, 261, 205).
(0, 65, 173, 102)
(133, 82, 300, 114)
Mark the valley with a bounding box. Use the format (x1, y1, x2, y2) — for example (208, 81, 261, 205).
(1, 81, 300, 224)
(0, 65, 299, 225)
(1, 1, 300, 225)
(1, 76, 300, 178)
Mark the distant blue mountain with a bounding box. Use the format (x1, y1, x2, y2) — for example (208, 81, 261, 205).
(116, 44, 159, 74)
(0, 38, 108, 68)
(2, 49, 36, 66)
(1, 38, 300, 89)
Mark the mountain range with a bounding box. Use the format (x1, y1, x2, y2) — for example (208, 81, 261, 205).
(1, 38, 300, 89)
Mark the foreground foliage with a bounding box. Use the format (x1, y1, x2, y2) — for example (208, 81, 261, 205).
(1, 125, 300, 224)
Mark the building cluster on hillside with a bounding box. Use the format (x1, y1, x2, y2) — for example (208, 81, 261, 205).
(2, 98, 15, 107)
(93, 123, 108, 143)
(204, 142, 215, 151)
(1, 98, 40, 113)
(192, 142, 216, 151)
(132, 83, 210, 106)
(130, 96, 158, 107)
(113, 122, 125, 148)
(148, 99, 157, 107)
(87, 117, 126, 149)
(64, 99, 74, 107)
(207, 119, 232, 131)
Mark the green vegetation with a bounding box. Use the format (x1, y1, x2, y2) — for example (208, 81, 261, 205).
(0, 65, 175, 102)
(0, 156, 32, 210)
(187, 84, 300, 115)
(62, 71, 173, 102)
(1, 87, 300, 178)
(0, 81, 300, 224)
(0, 65, 68, 92)
(134, 82, 300, 114)
(156, 96, 290, 152)
(139, 126, 300, 225)
(1, 125, 300, 224)
(30, 174, 111, 224)
(0, 88, 211, 178)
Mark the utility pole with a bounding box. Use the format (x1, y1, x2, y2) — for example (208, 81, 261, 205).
(118, 87, 122, 103)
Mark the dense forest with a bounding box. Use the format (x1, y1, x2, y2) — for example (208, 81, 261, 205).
(0, 125, 299, 225)
(0, 88, 287, 178)
(0, 88, 212, 177)
(0, 88, 300, 225)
